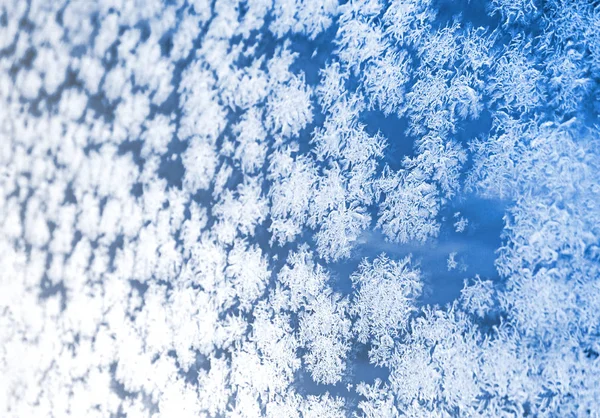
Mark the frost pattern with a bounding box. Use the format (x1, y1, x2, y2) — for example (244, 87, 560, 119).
(1, 0, 600, 416)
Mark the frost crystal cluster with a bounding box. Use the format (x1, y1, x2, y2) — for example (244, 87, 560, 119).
(1, 0, 599, 416)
